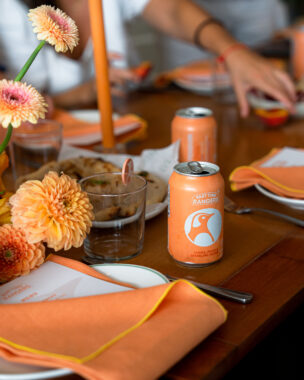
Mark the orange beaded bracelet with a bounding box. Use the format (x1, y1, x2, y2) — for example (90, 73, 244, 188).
(216, 43, 248, 64)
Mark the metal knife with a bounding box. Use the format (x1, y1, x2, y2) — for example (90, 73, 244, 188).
(166, 274, 253, 304)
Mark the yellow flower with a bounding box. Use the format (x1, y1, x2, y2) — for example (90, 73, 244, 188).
(0, 151, 9, 192)
(0, 194, 12, 225)
(0, 224, 45, 283)
(29, 5, 79, 53)
(0, 80, 47, 128)
(0, 152, 12, 225)
(10, 171, 94, 251)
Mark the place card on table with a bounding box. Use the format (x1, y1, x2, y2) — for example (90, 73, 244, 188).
(0, 260, 130, 304)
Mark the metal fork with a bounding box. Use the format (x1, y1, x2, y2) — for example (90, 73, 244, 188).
(224, 196, 304, 227)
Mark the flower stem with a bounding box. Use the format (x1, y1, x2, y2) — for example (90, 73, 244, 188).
(14, 40, 46, 82)
(0, 125, 13, 155)
(0, 40, 46, 155)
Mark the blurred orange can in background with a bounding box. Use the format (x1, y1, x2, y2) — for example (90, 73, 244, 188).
(171, 107, 217, 163)
(168, 161, 224, 267)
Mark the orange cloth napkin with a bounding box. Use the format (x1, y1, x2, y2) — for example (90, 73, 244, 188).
(0, 255, 227, 380)
(230, 148, 304, 198)
(52, 109, 147, 146)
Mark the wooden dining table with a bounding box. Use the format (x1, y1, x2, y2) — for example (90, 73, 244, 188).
(6, 85, 303, 379)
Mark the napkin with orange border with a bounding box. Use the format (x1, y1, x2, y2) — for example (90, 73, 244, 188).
(155, 59, 230, 88)
(0, 255, 227, 380)
(52, 108, 147, 146)
(230, 147, 304, 198)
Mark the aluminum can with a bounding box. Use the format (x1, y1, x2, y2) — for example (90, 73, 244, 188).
(168, 161, 224, 266)
(292, 26, 304, 79)
(171, 107, 217, 163)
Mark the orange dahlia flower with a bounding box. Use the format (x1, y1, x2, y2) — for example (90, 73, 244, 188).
(10, 171, 94, 251)
(0, 80, 47, 128)
(0, 224, 45, 283)
(29, 5, 79, 53)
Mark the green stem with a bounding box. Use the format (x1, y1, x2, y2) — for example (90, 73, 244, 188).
(0, 40, 46, 155)
(14, 40, 46, 82)
(0, 124, 13, 154)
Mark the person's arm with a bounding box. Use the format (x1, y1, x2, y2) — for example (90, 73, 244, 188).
(52, 53, 139, 109)
(142, 0, 296, 117)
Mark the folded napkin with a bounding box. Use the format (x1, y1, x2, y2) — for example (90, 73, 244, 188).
(0, 255, 227, 380)
(230, 147, 304, 198)
(52, 109, 147, 146)
(155, 60, 230, 87)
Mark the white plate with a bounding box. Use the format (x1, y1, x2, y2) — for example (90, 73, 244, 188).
(173, 77, 232, 96)
(92, 263, 169, 288)
(173, 77, 214, 95)
(255, 184, 304, 210)
(0, 360, 71, 380)
(92, 196, 168, 228)
(0, 265, 168, 379)
(145, 196, 168, 220)
(69, 109, 119, 123)
(247, 93, 304, 118)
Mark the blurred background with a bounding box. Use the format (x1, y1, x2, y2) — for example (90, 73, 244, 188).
(125, 0, 304, 73)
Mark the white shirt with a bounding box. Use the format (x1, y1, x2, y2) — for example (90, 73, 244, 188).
(0, 0, 149, 94)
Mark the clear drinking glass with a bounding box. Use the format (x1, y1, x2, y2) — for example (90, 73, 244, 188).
(10, 119, 62, 182)
(80, 172, 147, 263)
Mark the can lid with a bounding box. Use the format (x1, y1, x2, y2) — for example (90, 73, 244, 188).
(175, 107, 212, 119)
(174, 161, 220, 177)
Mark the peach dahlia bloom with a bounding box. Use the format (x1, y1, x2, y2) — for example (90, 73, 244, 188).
(0, 224, 45, 283)
(29, 5, 79, 53)
(10, 172, 94, 251)
(0, 80, 47, 128)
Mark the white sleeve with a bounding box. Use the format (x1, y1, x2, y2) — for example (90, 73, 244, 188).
(118, 0, 150, 20)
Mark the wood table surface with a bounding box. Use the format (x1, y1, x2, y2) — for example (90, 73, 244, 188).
(9, 87, 304, 379)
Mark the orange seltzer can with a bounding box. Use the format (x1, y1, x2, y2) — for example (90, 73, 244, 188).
(171, 107, 217, 163)
(168, 161, 224, 266)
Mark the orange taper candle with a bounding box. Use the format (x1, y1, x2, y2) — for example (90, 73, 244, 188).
(88, 0, 115, 148)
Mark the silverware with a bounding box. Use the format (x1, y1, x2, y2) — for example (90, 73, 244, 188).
(224, 196, 304, 227)
(166, 274, 253, 304)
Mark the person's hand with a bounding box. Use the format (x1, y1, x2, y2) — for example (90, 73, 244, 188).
(225, 49, 296, 117)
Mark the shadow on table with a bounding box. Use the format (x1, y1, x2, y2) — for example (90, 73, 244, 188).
(223, 304, 303, 380)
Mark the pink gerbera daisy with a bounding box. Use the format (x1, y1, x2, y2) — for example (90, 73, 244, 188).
(0, 224, 45, 283)
(0, 80, 47, 128)
(28, 5, 79, 53)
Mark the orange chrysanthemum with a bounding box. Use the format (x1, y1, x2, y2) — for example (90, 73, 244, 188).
(0, 224, 45, 283)
(10, 171, 94, 251)
(0, 80, 47, 128)
(29, 5, 79, 53)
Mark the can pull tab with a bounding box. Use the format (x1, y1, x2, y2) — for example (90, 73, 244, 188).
(187, 161, 209, 174)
